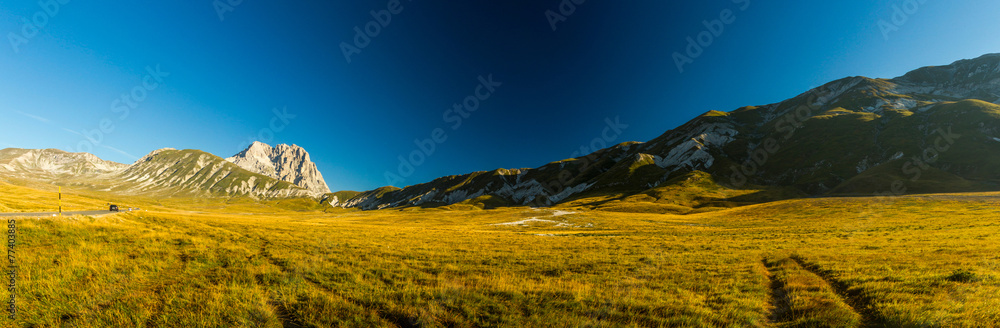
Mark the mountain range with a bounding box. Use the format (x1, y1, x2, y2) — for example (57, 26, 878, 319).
(0, 143, 329, 199)
(3, 53, 1000, 213)
(331, 53, 1000, 212)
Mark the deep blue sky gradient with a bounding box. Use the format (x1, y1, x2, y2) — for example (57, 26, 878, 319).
(2, 1, 999, 191)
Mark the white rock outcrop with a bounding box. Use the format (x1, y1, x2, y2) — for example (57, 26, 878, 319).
(225, 142, 332, 194)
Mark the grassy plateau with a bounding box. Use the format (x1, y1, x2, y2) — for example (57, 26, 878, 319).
(1, 184, 998, 327)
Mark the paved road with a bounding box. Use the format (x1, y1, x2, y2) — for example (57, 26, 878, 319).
(0, 210, 119, 217)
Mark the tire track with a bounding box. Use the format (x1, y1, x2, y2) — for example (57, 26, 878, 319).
(789, 254, 886, 328)
(155, 220, 310, 328)
(266, 293, 307, 328)
(759, 259, 790, 324)
(256, 240, 309, 328)
(153, 220, 308, 328)
(256, 237, 420, 328)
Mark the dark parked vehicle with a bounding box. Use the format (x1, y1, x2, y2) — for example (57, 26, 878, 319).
(110, 205, 119, 212)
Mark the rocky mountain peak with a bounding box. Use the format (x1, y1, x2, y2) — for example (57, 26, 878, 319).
(892, 53, 1000, 103)
(897, 53, 1000, 84)
(225, 142, 331, 194)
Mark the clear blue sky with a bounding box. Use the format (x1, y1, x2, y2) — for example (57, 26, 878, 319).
(2, 1, 999, 192)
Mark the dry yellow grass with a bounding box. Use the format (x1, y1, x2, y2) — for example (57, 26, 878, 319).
(0, 187, 998, 327)
(0, 181, 109, 213)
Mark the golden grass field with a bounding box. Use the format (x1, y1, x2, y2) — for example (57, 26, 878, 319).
(1, 183, 999, 327)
